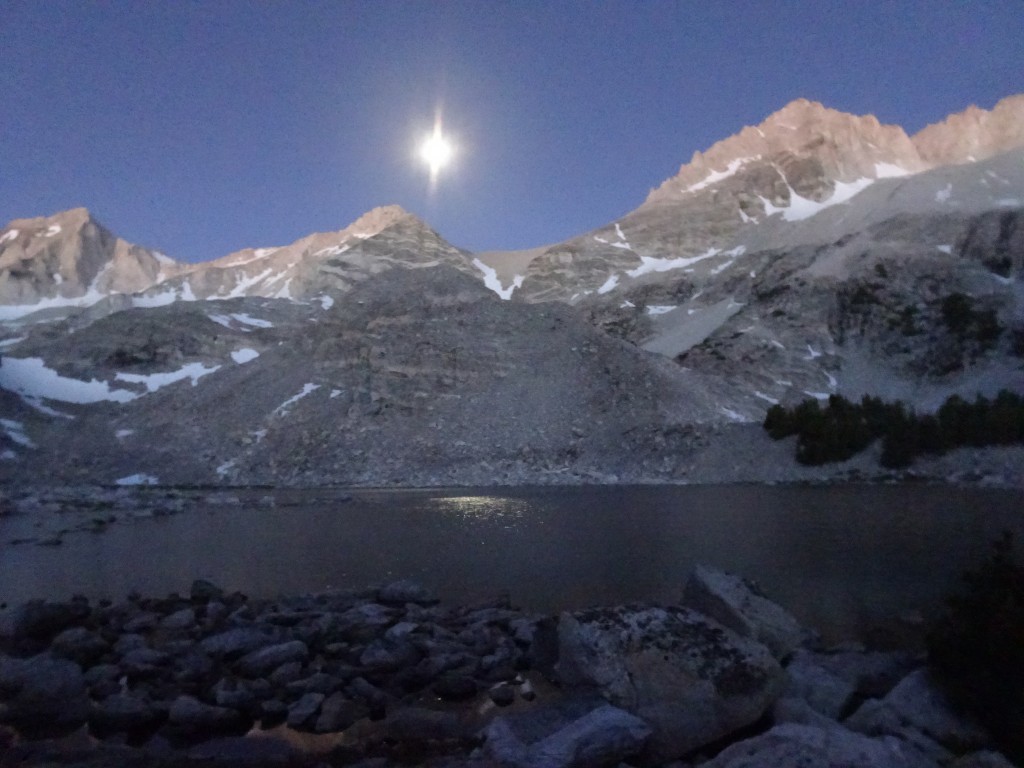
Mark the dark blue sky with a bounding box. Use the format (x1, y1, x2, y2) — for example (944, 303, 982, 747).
(2, 2, 1021, 262)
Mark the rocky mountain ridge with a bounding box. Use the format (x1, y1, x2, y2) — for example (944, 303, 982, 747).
(1, 94, 1021, 487)
(0, 205, 475, 321)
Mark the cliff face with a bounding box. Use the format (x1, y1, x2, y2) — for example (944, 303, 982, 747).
(0, 208, 184, 308)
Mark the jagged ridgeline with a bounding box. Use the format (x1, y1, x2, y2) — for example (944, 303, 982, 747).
(1, 95, 1022, 486)
(764, 391, 1024, 468)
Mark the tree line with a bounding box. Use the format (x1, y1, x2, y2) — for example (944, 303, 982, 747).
(763, 390, 1024, 468)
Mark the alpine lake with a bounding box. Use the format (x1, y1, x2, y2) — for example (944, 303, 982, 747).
(2, 483, 1022, 646)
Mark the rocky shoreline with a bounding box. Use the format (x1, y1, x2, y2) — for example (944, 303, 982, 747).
(0, 568, 1014, 767)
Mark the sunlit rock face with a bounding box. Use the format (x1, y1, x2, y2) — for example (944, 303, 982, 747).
(644, 98, 926, 207)
(0, 208, 184, 307)
(912, 94, 1024, 166)
(509, 96, 1024, 305)
(0, 205, 476, 321)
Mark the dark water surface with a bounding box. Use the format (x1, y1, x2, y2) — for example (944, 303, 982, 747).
(2, 484, 1022, 643)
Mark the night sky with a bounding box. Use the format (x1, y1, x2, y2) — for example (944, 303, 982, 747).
(2, 1, 1022, 262)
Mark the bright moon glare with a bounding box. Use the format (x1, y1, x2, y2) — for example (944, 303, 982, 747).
(420, 125, 453, 181)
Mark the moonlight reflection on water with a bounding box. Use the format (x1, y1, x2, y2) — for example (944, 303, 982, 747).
(2, 484, 1022, 644)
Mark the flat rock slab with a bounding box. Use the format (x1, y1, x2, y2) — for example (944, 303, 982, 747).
(554, 605, 784, 762)
(482, 703, 650, 768)
(846, 668, 990, 751)
(703, 722, 939, 768)
(683, 564, 803, 660)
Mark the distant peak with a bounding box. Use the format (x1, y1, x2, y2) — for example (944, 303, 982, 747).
(644, 97, 922, 204)
(912, 93, 1024, 165)
(345, 205, 417, 237)
(4, 206, 99, 233)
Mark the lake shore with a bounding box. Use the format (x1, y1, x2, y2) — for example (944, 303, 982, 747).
(0, 571, 1014, 768)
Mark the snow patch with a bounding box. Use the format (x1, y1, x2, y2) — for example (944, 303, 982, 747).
(935, 184, 952, 203)
(804, 391, 831, 401)
(0, 418, 35, 448)
(874, 162, 910, 178)
(761, 177, 874, 222)
(115, 362, 220, 392)
(0, 357, 137, 403)
(686, 158, 752, 193)
(314, 243, 350, 258)
(646, 305, 676, 316)
(274, 383, 320, 415)
(116, 474, 159, 486)
(937, 244, 953, 254)
(133, 282, 197, 308)
(614, 223, 627, 241)
(597, 274, 619, 294)
(253, 248, 279, 258)
(232, 313, 274, 328)
(216, 459, 236, 478)
(0, 337, 26, 349)
(0, 229, 19, 244)
(115, 429, 134, 439)
(273, 279, 293, 299)
(208, 315, 234, 330)
(1, 450, 15, 461)
(626, 248, 720, 278)
(231, 348, 259, 364)
(472, 258, 522, 300)
(754, 391, 779, 405)
(996, 198, 1022, 207)
(0, 288, 109, 320)
(53, 274, 64, 284)
(805, 345, 822, 360)
(620, 300, 635, 308)
(224, 269, 273, 299)
(329, 389, 342, 399)
(317, 295, 334, 310)
(44, 225, 62, 237)
(719, 407, 749, 422)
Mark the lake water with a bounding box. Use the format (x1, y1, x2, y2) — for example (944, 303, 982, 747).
(2, 484, 1022, 644)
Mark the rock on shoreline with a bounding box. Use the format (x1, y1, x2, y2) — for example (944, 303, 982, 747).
(0, 569, 1011, 768)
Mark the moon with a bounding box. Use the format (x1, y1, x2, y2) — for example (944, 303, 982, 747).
(419, 120, 454, 183)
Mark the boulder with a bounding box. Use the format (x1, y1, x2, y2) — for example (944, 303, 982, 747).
(167, 694, 244, 736)
(199, 627, 275, 659)
(0, 600, 89, 648)
(682, 565, 803, 660)
(845, 668, 989, 751)
(555, 605, 784, 762)
(286, 692, 324, 729)
(236, 640, 308, 678)
(89, 693, 163, 735)
(50, 626, 111, 665)
(0, 653, 89, 731)
(190, 579, 225, 603)
(377, 580, 437, 606)
(482, 703, 651, 768)
(814, 649, 919, 699)
(702, 722, 939, 768)
(784, 649, 856, 719)
(951, 751, 1020, 768)
(160, 607, 196, 631)
(314, 692, 364, 733)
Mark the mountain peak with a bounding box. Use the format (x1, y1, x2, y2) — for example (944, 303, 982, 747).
(345, 205, 418, 238)
(912, 93, 1024, 165)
